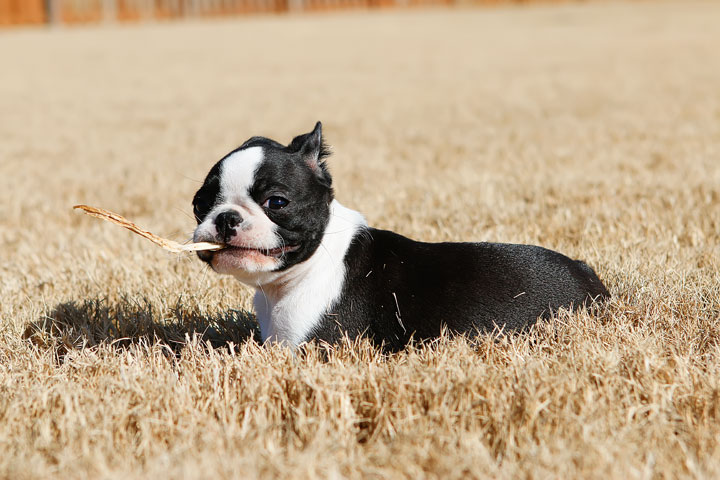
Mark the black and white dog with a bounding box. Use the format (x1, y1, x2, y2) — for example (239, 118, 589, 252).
(192, 122, 609, 351)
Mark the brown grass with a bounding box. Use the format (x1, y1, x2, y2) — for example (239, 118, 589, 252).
(1, 1, 720, 478)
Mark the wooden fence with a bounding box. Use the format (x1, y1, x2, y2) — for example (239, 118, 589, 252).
(0, 0, 571, 26)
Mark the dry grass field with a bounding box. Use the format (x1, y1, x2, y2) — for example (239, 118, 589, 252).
(1, 1, 720, 478)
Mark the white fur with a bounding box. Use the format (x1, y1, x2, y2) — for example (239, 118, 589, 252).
(219, 147, 262, 208)
(253, 200, 367, 347)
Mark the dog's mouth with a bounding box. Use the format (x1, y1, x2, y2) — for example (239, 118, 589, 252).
(198, 243, 300, 262)
(221, 244, 300, 258)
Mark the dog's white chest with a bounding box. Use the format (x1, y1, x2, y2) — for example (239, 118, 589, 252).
(253, 201, 366, 347)
(254, 275, 339, 347)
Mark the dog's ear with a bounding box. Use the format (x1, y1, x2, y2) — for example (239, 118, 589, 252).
(289, 121, 332, 186)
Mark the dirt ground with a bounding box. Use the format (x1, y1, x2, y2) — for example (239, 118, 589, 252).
(1, 1, 719, 478)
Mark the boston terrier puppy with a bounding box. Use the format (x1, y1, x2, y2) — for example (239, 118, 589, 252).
(192, 122, 609, 351)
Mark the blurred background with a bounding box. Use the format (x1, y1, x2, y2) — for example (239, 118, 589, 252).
(3, 0, 569, 25)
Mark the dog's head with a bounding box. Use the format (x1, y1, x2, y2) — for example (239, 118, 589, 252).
(192, 122, 333, 283)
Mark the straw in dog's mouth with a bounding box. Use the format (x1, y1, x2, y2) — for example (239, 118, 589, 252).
(73, 204, 300, 259)
(73, 204, 224, 253)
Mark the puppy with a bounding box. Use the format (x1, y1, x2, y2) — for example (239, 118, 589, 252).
(193, 122, 609, 351)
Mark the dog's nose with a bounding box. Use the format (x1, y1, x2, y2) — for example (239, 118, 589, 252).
(215, 210, 243, 243)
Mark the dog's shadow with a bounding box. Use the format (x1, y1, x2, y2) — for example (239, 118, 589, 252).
(24, 297, 261, 358)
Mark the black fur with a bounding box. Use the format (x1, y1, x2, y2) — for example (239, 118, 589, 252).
(247, 140, 333, 270)
(310, 229, 609, 351)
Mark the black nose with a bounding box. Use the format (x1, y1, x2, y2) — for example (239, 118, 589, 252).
(215, 210, 243, 243)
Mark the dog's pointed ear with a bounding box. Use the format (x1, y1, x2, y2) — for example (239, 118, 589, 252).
(289, 121, 332, 185)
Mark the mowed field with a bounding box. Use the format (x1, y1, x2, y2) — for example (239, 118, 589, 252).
(1, 1, 720, 478)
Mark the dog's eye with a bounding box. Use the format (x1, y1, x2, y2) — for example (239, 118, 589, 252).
(193, 201, 207, 220)
(263, 196, 289, 210)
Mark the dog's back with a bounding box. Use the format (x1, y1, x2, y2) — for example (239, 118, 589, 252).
(310, 228, 609, 350)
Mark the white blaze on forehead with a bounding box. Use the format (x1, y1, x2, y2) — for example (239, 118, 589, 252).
(214, 144, 279, 253)
(219, 146, 264, 201)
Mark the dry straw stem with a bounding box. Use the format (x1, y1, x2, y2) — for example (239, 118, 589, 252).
(73, 204, 223, 253)
(2, 1, 720, 479)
